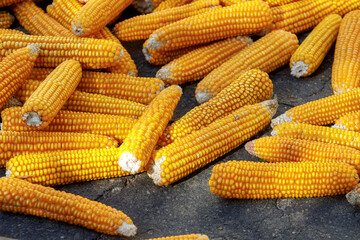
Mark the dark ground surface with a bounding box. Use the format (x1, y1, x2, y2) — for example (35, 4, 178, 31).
(1, 2, 360, 240)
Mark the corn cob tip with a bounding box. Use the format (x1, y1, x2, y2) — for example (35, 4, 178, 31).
(291, 61, 309, 78)
(195, 89, 212, 104)
(72, 24, 83, 36)
(244, 140, 256, 156)
(148, 156, 166, 185)
(270, 129, 278, 136)
(156, 66, 171, 82)
(127, 71, 137, 77)
(346, 185, 360, 207)
(262, 98, 279, 118)
(237, 35, 253, 46)
(146, 33, 162, 50)
(332, 124, 346, 130)
(118, 152, 142, 174)
(22, 111, 42, 127)
(27, 44, 41, 57)
(116, 221, 137, 237)
(142, 47, 153, 63)
(5, 169, 12, 178)
(271, 113, 292, 128)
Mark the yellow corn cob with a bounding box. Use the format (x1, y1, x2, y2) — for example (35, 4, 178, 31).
(1, 107, 136, 143)
(131, 0, 165, 14)
(143, 1, 272, 53)
(16, 80, 146, 119)
(114, 0, 220, 41)
(148, 98, 278, 186)
(156, 36, 252, 85)
(0, 11, 13, 29)
(333, 110, 360, 132)
(0, 131, 118, 168)
(331, 10, 360, 94)
(0, 177, 137, 236)
(72, 0, 133, 37)
(245, 136, 360, 173)
(153, 0, 193, 12)
(0, 28, 25, 35)
(209, 161, 359, 199)
(271, 88, 360, 127)
(346, 184, 360, 207)
(331, 0, 360, 16)
(47, 0, 138, 76)
(146, 234, 209, 240)
(158, 69, 273, 146)
(118, 85, 182, 174)
(21, 59, 82, 129)
(272, 122, 360, 151)
(195, 30, 298, 103)
(28, 68, 165, 105)
(220, 0, 301, 7)
(12, 0, 75, 37)
(271, 0, 337, 34)
(0, 44, 40, 110)
(290, 14, 342, 78)
(0, 0, 23, 7)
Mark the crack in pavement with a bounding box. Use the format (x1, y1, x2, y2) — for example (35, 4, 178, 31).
(94, 175, 137, 201)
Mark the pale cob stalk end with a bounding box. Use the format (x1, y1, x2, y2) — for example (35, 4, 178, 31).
(332, 124, 346, 130)
(291, 61, 309, 78)
(198, 235, 210, 240)
(195, 89, 212, 104)
(156, 66, 171, 82)
(22, 112, 42, 127)
(5, 169, 12, 177)
(146, 33, 162, 50)
(118, 152, 142, 174)
(127, 70, 137, 77)
(142, 47, 153, 63)
(262, 98, 279, 117)
(27, 44, 41, 57)
(237, 35, 253, 46)
(244, 140, 256, 156)
(346, 185, 360, 207)
(116, 221, 137, 237)
(271, 129, 278, 136)
(72, 24, 84, 36)
(271, 113, 292, 128)
(148, 156, 166, 185)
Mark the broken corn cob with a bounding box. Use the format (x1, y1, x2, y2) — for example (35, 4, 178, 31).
(72, 0, 133, 37)
(0, 177, 137, 236)
(146, 234, 209, 240)
(132, 0, 164, 14)
(158, 69, 273, 146)
(290, 14, 342, 78)
(21, 59, 82, 129)
(0, 44, 40, 110)
(148, 99, 278, 186)
(0, 11, 13, 29)
(271, 88, 360, 127)
(0, 131, 118, 168)
(118, 85, 182, 174)
(153, 0, 193, 12)
(156, 36, 253, 85)
(16, 80, 146, 119)
(332, 10, 360, 94)
(195, 30, 298, 103)
(143, 1, 272, 53)
(2, 107, 136, 143)
(209, 161, 358, 199)
(333, 111, 360, 132)
(114, 0, 220, 41)
(245, 136, 360, 173)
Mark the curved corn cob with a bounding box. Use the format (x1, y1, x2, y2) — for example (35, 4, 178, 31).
(114, 0, 220, 41)
(290, 14, 342, 78)
(158, 69, 273, 147)
(143, 1, 272, 53)
(0, 34, 125, 69)
(209, 161, 359, 199)
(333, 111, 360, 132)
(118, 85, 182, 174)
(16, 80, 146, 119)
(0, 131, 118, 168)
(195, 30, 298, 103)
(0, 0, 23, 7)
(131, 0, 164, 14)
(146, 234, 209, 240)
(0, 177, 137, 236)
(148, 99, 278, 186)
(0, 11, 13, 29)
(72, 0, 133, 37)
(346, 184, 360, 207)
(12, 0, 75, 37)
(271, 0, 337, 34)
(271, 88, 360, 127)
(2, 107, 136, 143)
(156, 36, 252, 85)
(272, 122, 360, 151)
(331, 0, 360, 16)
(0, 44, 40, 110)
(331, 10, 360, 94)
(221, 0, 301, 7)
(245, 136, 360, 173)
(21, 60, 82, 129)
(153, 0, 193, 12)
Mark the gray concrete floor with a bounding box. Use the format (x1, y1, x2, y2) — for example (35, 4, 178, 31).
(1, 2, 360, 240)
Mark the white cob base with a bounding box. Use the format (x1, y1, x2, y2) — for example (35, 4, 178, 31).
(116, 221, 137, 237)
(22, 112, 43, 127)
(147, 156, 166, 185)
(118, 152, 142, 174)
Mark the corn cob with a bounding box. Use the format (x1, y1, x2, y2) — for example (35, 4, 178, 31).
(209, 161, 359, 199)
(158, 69, 273, 147)
(346, 184, 360, 207)
(331, 0, 360, 16)
(271, 88, 360, 127)
(290, 14, 342, 78)
(131, 0, 165, 14)
(47, 0, 138, 76)
(0, 44, 40, 110)
(114, 0, 220, 41)
(0, 34, 125, 69)
(0, 131, 118, 168)
(272, 122, 360, 151)
(143, 1, 272, 53)
(146, 234, 209, 240)
(118, 85, 182, 174)
(12, 0, 75, 37)
(28, 68, 165, 105)
(220, 0, 301, 7)
(148, 99, 278, 186)
(21, 60, 82, 129)
(153, 0, 193, 12)
(0, 0, 23, 7)
(245, 136, 360, 173)
(271, 0, 337, 34)
(72, 0, 134, 37)
(333, 111, 360, 132)
(0, 11, 13, 29)
(195, 30, 298, 103)
(0, 177, 137, 236)
(2, 107, 136, 143)
(156, 36, 252, 85)
(16, 80, 146, 119)
(0, 28, 25, 35)
(331, 11, 360, 94)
